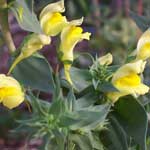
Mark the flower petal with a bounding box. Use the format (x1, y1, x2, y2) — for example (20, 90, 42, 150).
(2, 94, 24, 109)
(39, 0, 65, 19)
(107, 83, 149, 102)
(60, 25, 91, 62)
(136, 28, 150, 60)
(0, 74, 24, 109)
(112, 60, 146, 82)
(69, 17, 84, 26)
(40, 12, 67, 36)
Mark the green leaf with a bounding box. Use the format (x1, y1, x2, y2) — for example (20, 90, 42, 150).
(12, 54, 55, 93)
(73, 0, 90, 16)
(101, 115, 128, 150)
(60, 104, 110, 131)
(52, 129, 66, 150)
(70, 133, 93, 150)
(66, 89, 76, 111)
(70, 67, 91, 91)
(27, 92, 50, 115)
(114, 96, 148, 150)
(130, 11, 150, 32)
(49, 99, 66, 117)
(10, 0, 42, 33)
(88, 131, 104, 150)
(98, 82, 118, 92)
(76, 86, 99, 109)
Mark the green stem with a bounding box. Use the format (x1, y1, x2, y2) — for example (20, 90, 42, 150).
(0, 0, 16, 54)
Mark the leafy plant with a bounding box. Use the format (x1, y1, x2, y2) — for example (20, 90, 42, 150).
(0, 0, 150, 150)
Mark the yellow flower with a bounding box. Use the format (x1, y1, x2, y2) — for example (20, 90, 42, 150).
(107, 60, 149, 102)
(60, 18, 91, 62)
(136, 28, 150, 60)
(0, 74, 24, 109)
(59, 18, 91, 84)
(8, 34, 51, 74)
(99, 53, 113, 65)
(40, 0, 67, 36)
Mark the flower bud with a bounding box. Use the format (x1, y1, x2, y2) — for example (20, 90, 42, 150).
(8, 34, 51, 74)
(98, 53, 113, 65)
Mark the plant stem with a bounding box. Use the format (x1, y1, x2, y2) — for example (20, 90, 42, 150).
(0, 0, 16, 53)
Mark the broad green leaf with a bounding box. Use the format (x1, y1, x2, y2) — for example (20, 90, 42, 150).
(60, 104, 110, 131)
(12, 54, 55, 93)
(114, 96, 148, 150)
(130, 11, 150, 32)
(98, 82, 118, 92)
(101, 115, 128, 150)
(76, 86, 99, 109)
(10, 0, 42, 33)
(70, 67, 91, 91)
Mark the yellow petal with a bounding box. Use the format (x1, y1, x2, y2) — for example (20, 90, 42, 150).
(108, 67, 149, 102)
(69, 17, 84, 26)
(81, 32, 91, 40)
(108, 60, 149, 102)
(40, 12, 67, 36)
(112, 60, 146, 82)
(107, 83, 149, 103)
(0, 74, 21, 88)
(64, 64, 72, 84)
(0, 74, 24, 109)
(114, 74, 141, 88)
(113, 74, 148, 95)
(39, 0, 65, 19)
(136, 28, 150, 60)
(107, 92, 128, 103)
(60, 25, 91, 62)
(133, 83, 149, 95)
(98, 53, 113, 65)
(3, 94, 24, 109)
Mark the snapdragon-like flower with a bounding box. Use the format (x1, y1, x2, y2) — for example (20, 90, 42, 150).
(59, 18, 91, 84)
(107, 60, 149, 102)
(40, 0, 67, 36)
(0, 74, 24, 109)
(136, 28, 150, 60)
(99, 53, 113, 65)
(8, 33, 51, 74)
